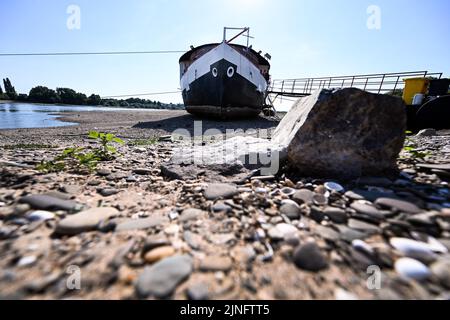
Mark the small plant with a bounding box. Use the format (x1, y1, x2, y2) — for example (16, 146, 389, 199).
(402, 131, 430, 160)
(88, 131, 124, 160)
(36, 131, 124, 173)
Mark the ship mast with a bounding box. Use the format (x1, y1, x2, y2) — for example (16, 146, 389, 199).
(223, 27, 253, 47)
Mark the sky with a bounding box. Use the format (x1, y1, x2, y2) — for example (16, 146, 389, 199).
(0, 0, 449, 107)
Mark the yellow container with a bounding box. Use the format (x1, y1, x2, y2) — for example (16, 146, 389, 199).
(402, 77, 430, 105)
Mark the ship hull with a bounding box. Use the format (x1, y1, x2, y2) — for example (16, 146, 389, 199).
(180, 42, 269, 119)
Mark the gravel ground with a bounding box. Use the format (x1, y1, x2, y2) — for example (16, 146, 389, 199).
(0, 110, 449, 300)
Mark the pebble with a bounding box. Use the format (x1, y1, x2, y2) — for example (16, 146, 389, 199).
(347, 219, 380, 233)
(116, 216, 168, 232)
(324, 182, 344, 193)
(99, 188, 119, 197)
(280, 187, 296, 197)
(97, 168, 111, 176)
(312, 193, 328, 206)
(375, 198, 422, 214)
(395, 257, 431, 281)
(268, 223, 298, 241)
(292, 189, 314, 205)
(186, 283, 209, 300)
(19, 195, 79, 212)
(293, 242, 328, 272)
(199, 256, 233, 272)
(350, 202, 383, 219)
(204, 183, 238, 201)
(179, 208, 205, 222)
(26, 210, 55, 222)
(17, 255, 37, 267)
(279, 203, 301, 219)
(345, 191, 365, 201)
(390, 238, 438, 258)
(144, 246, 176, 264)
(351, 239, 374, 256)
(133, 168, 152, 175)
(136, 255, 193, 298)
(55, 207, 119, 235)
(212, 203, 232, 213)
(324, 207, 348, 224)
(61, 184, 81, 195)
(14, 204, 30, 215)
(430, 259, 450, 289)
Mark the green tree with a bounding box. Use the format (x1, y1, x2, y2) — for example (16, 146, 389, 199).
(87, 94, 102, 106)
(0, 83, 3, 94)
(3, 78, 17, 100)
(28, 86, 59, 103)
(56, 88, 88, 105)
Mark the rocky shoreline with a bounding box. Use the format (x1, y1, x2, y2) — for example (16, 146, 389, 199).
(1, 109, 450, 300)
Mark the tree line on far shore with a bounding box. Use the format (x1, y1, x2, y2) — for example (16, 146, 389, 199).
(0, 78, 184, 110)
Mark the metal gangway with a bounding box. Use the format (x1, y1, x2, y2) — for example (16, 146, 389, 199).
(268, 71, 443, 98)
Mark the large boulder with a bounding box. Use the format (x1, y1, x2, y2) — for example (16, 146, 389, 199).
(272, 88, 406, 178)
(163, 88, 406, 180)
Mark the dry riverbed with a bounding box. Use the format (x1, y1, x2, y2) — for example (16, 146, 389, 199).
(0, 110, 450, 300)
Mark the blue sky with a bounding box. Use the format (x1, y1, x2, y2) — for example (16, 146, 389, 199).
(0, 0, 449, 105)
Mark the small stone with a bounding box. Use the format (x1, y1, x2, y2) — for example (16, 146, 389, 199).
(14, 204, 31, 215)
(315, 225, 340, 242)
(204, 183, 238, 200)
(395, 257, 431, 281)
(61, 184, 81, 195)
(87, 180, 101, 186)
(19, 195, 79, 212)
(430, 259, 450, 289)
(351, 202, 383, 219)
(324, 182, 344, 193)
(268, 223, 298, 241)
(116, 216, 167, 232)
(136, 255, 193, 298)
(345, 191, 365, 201)
(186, 283, 209, 300)
(389, 238, 440, 259)
(292, 189, 314, 205)
(348, 219, 380, 233)
(351, 239, 374, 256)
(126, 176, 138, 182)
(97, 168, 111, 176)
(212, 203, 231, 213)
(55, 207, 119, 235)
(27, 210, 55, 222)
(144, 246, 176, 263)
(313, 193, 328, 206)
(280, 187, 296, 197)
(179, 208, 205, 222)
(375, 198, 422, 214)
(17, 255, 37, 267)
(293, 242, 328, 272)
(143, 236, 170, 252)
(199, 256, 233, 272)
(99, 188, 119, 197)
(324, 207, 348, 224)
(133, 168, 152, 175)
(280, 203, 301, 219)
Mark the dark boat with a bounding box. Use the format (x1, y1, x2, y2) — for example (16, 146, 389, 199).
(179, 28, 271, 119)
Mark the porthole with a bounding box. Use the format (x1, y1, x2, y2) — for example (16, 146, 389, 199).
(212, 67, 218, 78)
(227, 66, 235, 78)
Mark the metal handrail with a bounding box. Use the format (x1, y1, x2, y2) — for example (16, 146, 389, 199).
(268, 71, 443, 97)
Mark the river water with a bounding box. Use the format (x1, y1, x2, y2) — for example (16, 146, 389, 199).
(0, 102, 150, 129)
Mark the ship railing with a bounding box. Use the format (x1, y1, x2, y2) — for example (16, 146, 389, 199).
(268, 71, 443, 97)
